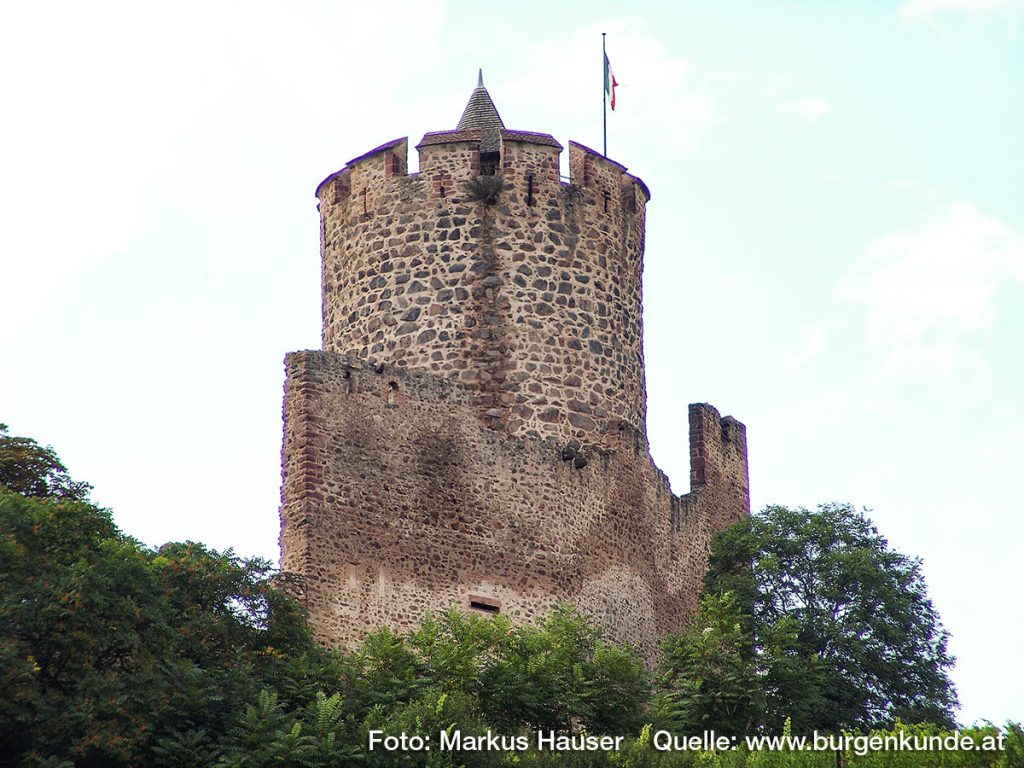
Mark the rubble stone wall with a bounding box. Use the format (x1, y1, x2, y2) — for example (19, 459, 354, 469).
(317, 135, 649, 451)
(279, 351, 749, 660)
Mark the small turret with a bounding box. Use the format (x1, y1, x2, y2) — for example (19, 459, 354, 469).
(457, 69, 504, 159)
(457, 70, 504, 131)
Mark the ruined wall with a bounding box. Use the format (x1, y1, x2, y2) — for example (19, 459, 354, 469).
(279, 351, 748, 660)
(316, 133, 650, 450)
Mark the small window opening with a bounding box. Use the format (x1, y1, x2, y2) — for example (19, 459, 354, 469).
(386, 380, 400, 406)
(526, 173, 535, 206)
(389, 154, 401, 175)
(362, 188, 369, 215)
(479, 151, 500, 176)
(603, 189, 610, 213)
(439, 184, 446, 198)
(469, 596, 501, 614)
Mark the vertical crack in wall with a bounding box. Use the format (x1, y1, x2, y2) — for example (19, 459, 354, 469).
(470, 193, 514, 430)
(615, 199, 639, 431)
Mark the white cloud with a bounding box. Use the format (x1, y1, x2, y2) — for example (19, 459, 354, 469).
(776, 98, 830, 122)
(900, 0, 1024, 21)
(843, 203, 1024, 376)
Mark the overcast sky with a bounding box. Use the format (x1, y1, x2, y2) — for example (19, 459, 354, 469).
(1, 0, 1021, 725)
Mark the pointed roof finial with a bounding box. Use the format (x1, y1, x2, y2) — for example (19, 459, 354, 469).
(457, 70, 505, 132)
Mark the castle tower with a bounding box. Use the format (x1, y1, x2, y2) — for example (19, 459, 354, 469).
(279, 75, 750, 659)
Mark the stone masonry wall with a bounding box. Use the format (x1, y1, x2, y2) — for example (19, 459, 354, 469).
(279, 351, 749, 660)
(316, 133, 650, 452)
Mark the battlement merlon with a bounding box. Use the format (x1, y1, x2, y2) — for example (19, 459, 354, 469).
(315, 136, 409, 204)
(683, 403, 751, 528)
(417, 128, 563, 188)
(688, 402, 747, 485)
(567, 140, 651, 202)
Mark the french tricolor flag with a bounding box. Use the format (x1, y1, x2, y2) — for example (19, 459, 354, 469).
(604, 53, 618, 110)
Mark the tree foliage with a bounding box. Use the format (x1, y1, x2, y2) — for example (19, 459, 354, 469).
(0, 488, 313, 767)
(0, 424, 92, 501)
(692, 503, 959, 733)
(408, 606, 650, 734)
(655, 592, 763, 738)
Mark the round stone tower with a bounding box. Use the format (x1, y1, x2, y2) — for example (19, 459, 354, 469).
(315, 72, 651, 450)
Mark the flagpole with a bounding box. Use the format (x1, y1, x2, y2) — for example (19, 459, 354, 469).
(602, 32, 607, 157)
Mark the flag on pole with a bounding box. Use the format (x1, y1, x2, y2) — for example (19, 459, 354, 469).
(604, 53, 618, 110)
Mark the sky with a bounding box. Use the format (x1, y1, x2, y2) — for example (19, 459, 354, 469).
(1, 0, 1021, 726)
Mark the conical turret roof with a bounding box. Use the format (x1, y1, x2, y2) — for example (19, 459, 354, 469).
(416, 70, 560, 154)
(457, 69, 505, 132)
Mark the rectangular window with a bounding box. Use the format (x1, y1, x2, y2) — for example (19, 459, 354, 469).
(469, 595, 501, 614)
(479, 151, 500, 176)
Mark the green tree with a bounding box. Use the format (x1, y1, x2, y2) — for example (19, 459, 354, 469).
(0, 488, 317, 767)
(704, 503, 958, 733)
(655, 592, 764, 738)
(401, 605, 649, 735)
(0, 423, 92, 501)
(481, 606, 649, 734)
